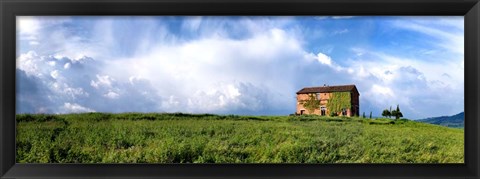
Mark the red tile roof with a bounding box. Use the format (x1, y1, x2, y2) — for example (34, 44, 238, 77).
(296, 84, 359, 94)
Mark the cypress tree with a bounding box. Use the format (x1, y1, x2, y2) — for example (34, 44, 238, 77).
(394, 104, 403, 120)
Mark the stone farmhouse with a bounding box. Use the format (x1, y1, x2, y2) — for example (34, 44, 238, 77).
(296, 84, 360, 117)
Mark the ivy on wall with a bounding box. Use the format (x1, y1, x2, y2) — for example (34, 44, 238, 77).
(326, 92, 351, 115)
(301, 94, 320, 114)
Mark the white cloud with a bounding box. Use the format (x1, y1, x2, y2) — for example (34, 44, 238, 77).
(392, 17, 464, 54)
(17, 51, 41, 76)
(63, 87, 89, 99)
(15, 16, 464, 119)
(16, 52, 162, 114)
(63, 102, 95, 113)
(17, 16, 41, 39)
(351, 47, 365, 57)
(332, 16, 354, 19)
(29, 41, 40, 46)
(182, 16, 203, 32)
(332, 29, 349, 35)
(90, 75, 114, 89)
(104, 91, 120, 99)
(314, 16, 328, 20)
(344, 45, 463, 119)
(64, 62, 71, 69)
(50, 70, 59, 79)
(315, 16, 355, 20)
(47, 61, 56, 66)
(17, 16, 103, 63)
(316, 52, 332, 65)
(371, 85, 394, 97)
(101, 27, 305, 114)
(176, 82, 269, 114)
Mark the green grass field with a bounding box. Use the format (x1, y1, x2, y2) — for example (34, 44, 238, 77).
(16, 113, 464, 163)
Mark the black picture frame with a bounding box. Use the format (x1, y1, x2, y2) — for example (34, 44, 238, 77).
(1, 0, 479, 178)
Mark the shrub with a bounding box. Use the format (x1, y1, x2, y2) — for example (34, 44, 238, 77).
(330, 112, 338, 117)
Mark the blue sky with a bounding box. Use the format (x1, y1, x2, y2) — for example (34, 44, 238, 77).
(16, 16, 464, 119)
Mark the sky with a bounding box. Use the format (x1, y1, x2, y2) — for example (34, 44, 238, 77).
(16, 16, 464, 119)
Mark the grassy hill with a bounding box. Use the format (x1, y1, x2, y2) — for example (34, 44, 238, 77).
(417, 112, 464, 128)
(16, 113, 464, 163)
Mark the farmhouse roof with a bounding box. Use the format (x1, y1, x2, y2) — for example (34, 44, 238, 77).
(296, 84, 359, 95)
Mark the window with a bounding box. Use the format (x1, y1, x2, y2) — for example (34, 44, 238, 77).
(321, 106, 326, 116)
(342, 108, 347, 116)
(316, 93, 321, 100)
